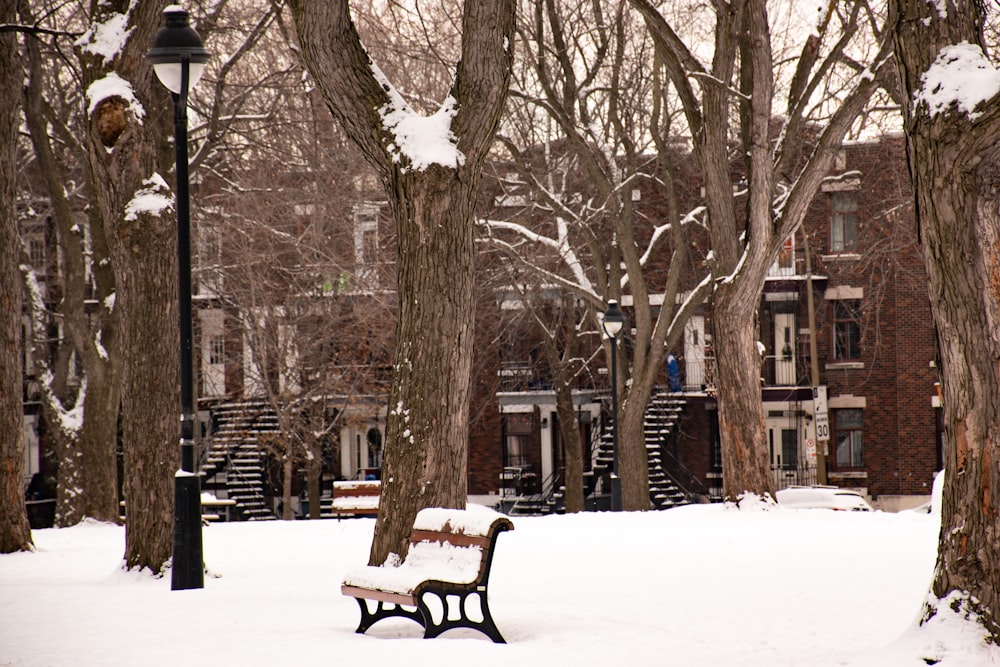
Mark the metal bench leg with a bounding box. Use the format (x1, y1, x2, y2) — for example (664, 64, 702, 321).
(353, 597, 425, 635)
(418, 590, 506, 643)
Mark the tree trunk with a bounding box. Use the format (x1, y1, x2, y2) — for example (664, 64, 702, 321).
(78, 371, 121, 522)
(81, 0, 180, 572)
(21, 12, 122, 525)
(713, 281, 774, 502)
(374, 169, 477, 562)
(282, 439, 294, 521)
(891, 0, 1000, 640)
(555, 383, 585, 513)
(0, 8, 33, 553)
(289, 0, 515, 565)
(112, 205, 179, 569)
(43, 399, 84, 527)
(307, 443, 322, 520)
(618, 352, 651, 510)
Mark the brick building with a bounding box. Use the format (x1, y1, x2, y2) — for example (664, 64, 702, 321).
(479, 136, 941, 511)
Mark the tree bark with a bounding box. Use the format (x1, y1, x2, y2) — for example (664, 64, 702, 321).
(0, 3, 33, 554)
(545, 296, 586, 513)
(713, 280, 774, 501)
(80, 0, 179, 571)
(891, 0, 1000, 641)
(377, 167, 478, 559)
(289, 0, 514, 564)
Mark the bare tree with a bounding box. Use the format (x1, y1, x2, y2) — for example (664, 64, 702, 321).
(516, 286, 593, 513)
(890, 0, 1000, 643)
(288, 0, 515, 564)
(629, 0, 895, 502)
(18, 0, 121, 526)
(0, 0, 33, 554)
(482, 0, 708, 510)
(198, 13, 398, 519)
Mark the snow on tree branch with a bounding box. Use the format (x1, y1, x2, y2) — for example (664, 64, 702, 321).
(75, 4, 134, 66)
(369, 58, 465, 172)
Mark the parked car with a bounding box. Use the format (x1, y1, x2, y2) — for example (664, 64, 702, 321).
(776, 485, 873, 511)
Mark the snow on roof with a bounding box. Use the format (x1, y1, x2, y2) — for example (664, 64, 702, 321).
(916, 41, 1000, 120)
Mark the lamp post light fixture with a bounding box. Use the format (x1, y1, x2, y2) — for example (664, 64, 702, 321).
(602, 300, 625, 512)
(147, 5, 210, 591)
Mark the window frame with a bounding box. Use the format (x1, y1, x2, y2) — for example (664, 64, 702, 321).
(832, 299, 862, 360)
(834, 408, 864, 467)
(208, 334, 225, 366)
(830, 191, 859, 252)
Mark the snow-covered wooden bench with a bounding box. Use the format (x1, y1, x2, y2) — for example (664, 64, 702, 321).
(332, 480, 381, 517)
(341, 506, 514, 643)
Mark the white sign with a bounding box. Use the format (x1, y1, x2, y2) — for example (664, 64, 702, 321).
(813, 386, 830, 442)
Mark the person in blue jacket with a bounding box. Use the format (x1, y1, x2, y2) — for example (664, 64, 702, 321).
(666, 353, 682, 392)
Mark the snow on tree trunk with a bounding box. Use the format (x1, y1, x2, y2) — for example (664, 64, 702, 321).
(891, 0, 1000, 641)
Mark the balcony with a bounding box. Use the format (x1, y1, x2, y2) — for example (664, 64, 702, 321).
(497, 361, 552, 392)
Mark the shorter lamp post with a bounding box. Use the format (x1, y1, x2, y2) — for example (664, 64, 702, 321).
(602, 300, 624, 512)
(147, 5, 210, 591)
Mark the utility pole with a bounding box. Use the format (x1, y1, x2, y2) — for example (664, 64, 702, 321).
(802, 227, 828, 485)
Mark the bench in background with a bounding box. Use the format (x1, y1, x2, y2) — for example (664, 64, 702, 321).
(331, 480, 381, 518)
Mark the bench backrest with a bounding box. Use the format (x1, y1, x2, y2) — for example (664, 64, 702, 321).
(407, 508, 514, 587)
(333, 480, 381, 497)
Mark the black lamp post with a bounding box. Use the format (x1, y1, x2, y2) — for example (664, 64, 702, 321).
(147, 6, 210, 591)
(602, 300, 624, 512)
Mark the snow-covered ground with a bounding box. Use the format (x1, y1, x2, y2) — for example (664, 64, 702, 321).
(1, 499, 995, 666)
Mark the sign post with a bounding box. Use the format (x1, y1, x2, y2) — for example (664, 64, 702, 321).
(813, 386, 829, 484)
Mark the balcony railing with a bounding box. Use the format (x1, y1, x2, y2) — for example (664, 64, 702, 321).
(498, 361, 552, 392)
(498, 350, 813, 396)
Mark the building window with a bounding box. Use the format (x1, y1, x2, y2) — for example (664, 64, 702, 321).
(835, 408, 863, 467)
(209, 335, 225, 365)
(29, 239, 45, 267)
(830, 191, 858, 252)
(353, 205, 379, 265)
(781, 429, 798, 470)
(833, 300, 861, 360)
(362, 228, 378, 265)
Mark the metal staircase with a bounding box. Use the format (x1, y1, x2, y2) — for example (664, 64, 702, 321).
(505, 388, 692, 515)
(200, 401, 277, 521)
(592, 389, 691, 510)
